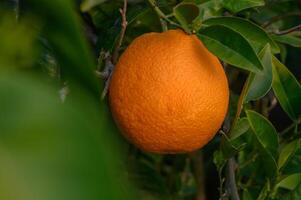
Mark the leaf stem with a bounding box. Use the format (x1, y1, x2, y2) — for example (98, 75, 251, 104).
(273, 24, 301, 35)
(229, 75, 251, 136)
(262, 12, 301, 28)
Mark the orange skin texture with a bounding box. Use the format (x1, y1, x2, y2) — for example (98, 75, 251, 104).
(109, 29, 229, 154)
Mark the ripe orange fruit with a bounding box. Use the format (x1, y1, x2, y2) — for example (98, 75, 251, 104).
(109, 29, 229, 153)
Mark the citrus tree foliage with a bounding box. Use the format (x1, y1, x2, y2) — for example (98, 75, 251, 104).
(1, 0, 301, 199)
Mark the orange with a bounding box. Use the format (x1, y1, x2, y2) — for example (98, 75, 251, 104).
(109, 29, 229, 154)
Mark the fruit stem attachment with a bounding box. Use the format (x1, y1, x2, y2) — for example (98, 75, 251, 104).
(147, 0, 181, 31)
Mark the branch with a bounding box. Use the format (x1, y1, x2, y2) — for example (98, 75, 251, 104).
(147, 0, 180, 30)
(280, 117, 301, 136)
(97, 0, 127, 99)
(189, 151, 206, 200)
(262, 12, 301, 28)
(226, 158, 240, 200)
(112, 0, 128, 64)
(273, 24, 301, 35)
(222, 76, 250, 200)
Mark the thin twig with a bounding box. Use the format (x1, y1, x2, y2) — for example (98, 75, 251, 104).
(96, 54, 115, 99)
(267, 95, 277, 113)
(112, 0, 128, 64)
(97, 0, 127, 99)
(229, 75, 250, 135)
(280, 117, 301, 136)
(262, 12, 301, 28)
(273, 24, 301, 35)
(226, 158, 240, 200)
(147, 0, 181, 29)
(189, 151, 206, 200)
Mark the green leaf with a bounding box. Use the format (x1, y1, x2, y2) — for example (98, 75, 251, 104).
(257, 180, 270, 200)
(197, 25, 263, 73)
(25, 0, 99, 95)
(282, 140, 301, 175)
(245, 45, 273, 102)
(246, 110, 279, 177)
(281, 182, 301, 200)
(81, 0, 108, 12)
(221, 133, 247, 159)
(0, 13, 38, 69)
(243, 189, 254, 200)
(198, 0, 223, 21)
(277, 173, 301, 190)
(203, 17, 279, 53)
(272, 56, 301, 121)
(278, 139, 301, 171)
(246, 110, 279, 158)
(221, 118, 249, 159)
(0, 72, 133, 200)
(230, 117, 250, 140)
(272, 35, 301, 48)
(221, 0, 265, 13)
(213, 150, 226, 170)
(173, 3, 200, 33)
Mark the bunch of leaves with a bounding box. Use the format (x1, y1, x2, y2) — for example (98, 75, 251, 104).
(81, 0, 301, 199)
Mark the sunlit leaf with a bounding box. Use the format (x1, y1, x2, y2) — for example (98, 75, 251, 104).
(203, 17, 279, 53)
(198, 25, 263, 72)
(272, 56, 301, 121)
(281, 182, 301, 200)
(277, 173, 301, 190)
